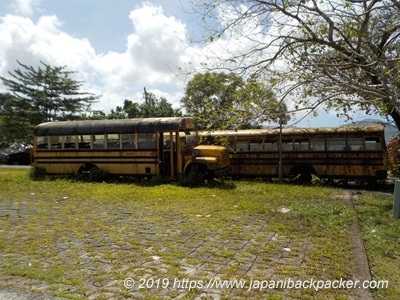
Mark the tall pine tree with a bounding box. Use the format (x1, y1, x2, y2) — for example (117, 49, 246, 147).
(0, 61, 99, 143)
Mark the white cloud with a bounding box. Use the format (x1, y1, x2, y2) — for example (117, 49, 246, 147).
(0, 14, 96, 83)
(91, 2, 198, 110)
(11, 0, 41, 17)
(0, 2, 197, 113)
(95, 3, 192, 87)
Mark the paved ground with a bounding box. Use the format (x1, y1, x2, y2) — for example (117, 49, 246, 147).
(0, 189, 373, 299)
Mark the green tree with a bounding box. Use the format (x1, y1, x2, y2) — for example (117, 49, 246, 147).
(194, 0, 400, 129)
(180, 71, 287, 130)
(0, 93, 31, 146)
(108, 89, 181, 119)
(0, 61, 99, 126)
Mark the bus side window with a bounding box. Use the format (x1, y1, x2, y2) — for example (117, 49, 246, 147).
(294, 139, 309, 151)
(37, 136, 49, 150)
(50, 136, 62, 149)
(228, 141, 235, 153)
(236, 140, 249, 152)
(265, 142, 277, 151)
(327, 138, 346, 151)
(93, 135, 105, 149)
(122, 134, 136, 149)
(365, 138, 381, 151)
(250, 139, 263, 151)
(138, 133, 156, 149)
(64, 136, 76, 149)
(348, 138, 364, 151)
(311, 138, 325, 151)
(281, 139, 293, 151)
(107, 134, 120, 149)
(79, 135, 91, 149)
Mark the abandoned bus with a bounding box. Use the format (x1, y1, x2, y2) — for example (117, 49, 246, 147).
(200, 126, 387, 182)
(31, 117, 230, 180)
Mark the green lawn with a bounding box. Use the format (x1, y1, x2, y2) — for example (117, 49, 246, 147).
(0, 168, 397, 299)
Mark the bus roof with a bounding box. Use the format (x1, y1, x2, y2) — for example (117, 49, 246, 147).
(202, 125, 385, 137)
(33, 117, 197, 136)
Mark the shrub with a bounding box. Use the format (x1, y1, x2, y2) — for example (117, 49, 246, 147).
(178, 165, 205, 187)
(387, 135, 400, 177)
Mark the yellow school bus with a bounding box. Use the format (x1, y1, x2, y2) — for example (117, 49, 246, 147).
(30, 117, 230, 180)
(200, 126, 387, 182)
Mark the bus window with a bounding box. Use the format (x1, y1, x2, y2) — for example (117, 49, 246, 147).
(294, 139, 309, 151)
(236, 140, 249, 152)
(327, 138, 346, 151)
(185, 131, 197, 144)
(107, 134, 120, 149)
(365, 138, 381, 151)
(348, 138, 364, 151)
(37, 136, 49, 150)
(265, 141, 278, 151)
(250, 139, 263, 151)
(122, 134, 135, 149)
(50, 136, 62, 149)
(281, 139, 293, 151)
(311, 138, 325, 151)
(93, 135, 105, 149)
(228, 141, 235, 152)
(64, 136, 76, 149)
(163, 133, 176, 150)
(79, 135, 91, 149)
(138, 133, 156, 149)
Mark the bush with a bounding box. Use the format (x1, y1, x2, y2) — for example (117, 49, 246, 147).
(178, 165, 206, 187)
(387, 135, 400, 177)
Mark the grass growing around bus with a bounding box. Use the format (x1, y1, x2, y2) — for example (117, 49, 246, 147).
(0, 168, 398, 299)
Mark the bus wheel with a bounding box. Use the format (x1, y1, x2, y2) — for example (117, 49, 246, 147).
(78, 163, 97, 174)
(298, 172, 312, 183)
(182, 164, 209, 186)
(291, 165, 315, 184)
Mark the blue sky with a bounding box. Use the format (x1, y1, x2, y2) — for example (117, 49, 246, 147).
(0, 0, 380, 127)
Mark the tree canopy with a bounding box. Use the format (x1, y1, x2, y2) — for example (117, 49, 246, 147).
(108, 89, 181, 119)
(0, 61, 99, 144)
(181, 71, 288, 130)
(193, 0, 400, 128)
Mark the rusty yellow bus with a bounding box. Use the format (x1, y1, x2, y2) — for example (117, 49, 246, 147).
(201, 126, 387, 182)
(30, 117, 230, 180)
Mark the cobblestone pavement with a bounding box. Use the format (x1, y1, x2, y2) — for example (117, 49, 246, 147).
(0, 189, 372, 300)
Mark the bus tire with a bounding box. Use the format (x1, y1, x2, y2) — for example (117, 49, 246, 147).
(290, 165, 315, 184)
(78, 163, 97, 174)
(187, 164, 207, 177)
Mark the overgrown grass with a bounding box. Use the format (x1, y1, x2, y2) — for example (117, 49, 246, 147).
(354, 190, 400, 300)
(0, 168, 382, 299)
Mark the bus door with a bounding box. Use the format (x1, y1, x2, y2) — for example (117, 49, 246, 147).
(161, 132, 177, 179)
